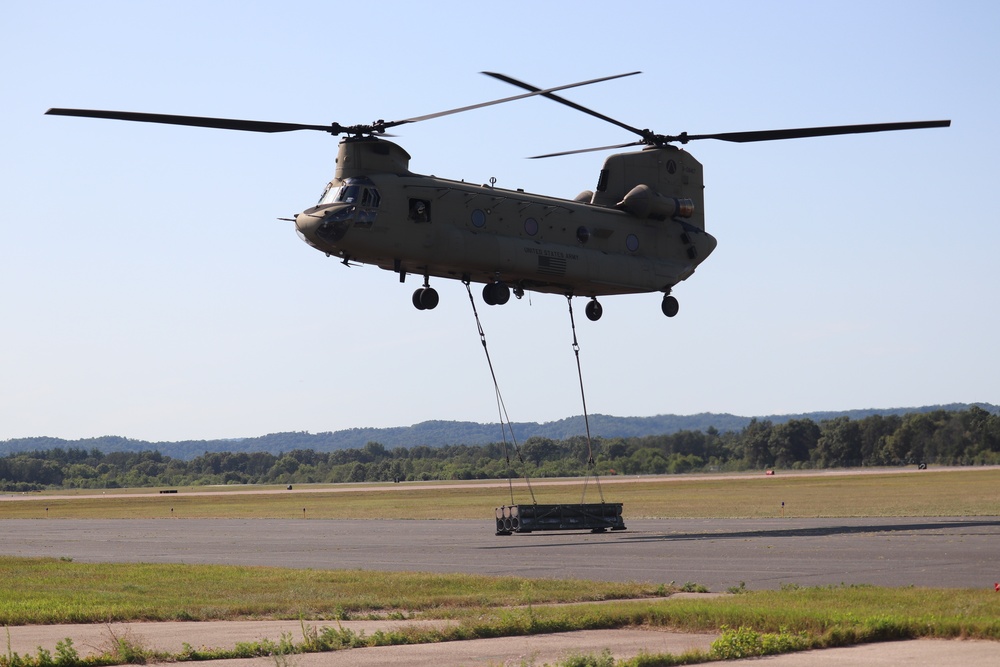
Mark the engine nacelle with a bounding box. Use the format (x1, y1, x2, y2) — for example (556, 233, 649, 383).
(617, 184, 694, 220)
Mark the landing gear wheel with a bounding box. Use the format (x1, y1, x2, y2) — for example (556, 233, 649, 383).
(483, 282, 510, 306)
(420, 287, 439, 310)
(412, 287, 439, 310)
(661, 295, 679, 318)
(482, 283, 496, 306)
(493, 282, 510, 305)
(585, 299, 603, 321)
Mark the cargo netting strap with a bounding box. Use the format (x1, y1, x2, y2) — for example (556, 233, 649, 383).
(566, 295, 605, 504)
(465, 281, 535, 504)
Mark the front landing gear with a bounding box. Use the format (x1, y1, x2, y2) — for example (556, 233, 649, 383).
(661, 294, 679, 317)
(411, 272, 438, 311)
(412, 286, 439, 310)
(482, 281, 511, 306)
(585, 298, 603, 321)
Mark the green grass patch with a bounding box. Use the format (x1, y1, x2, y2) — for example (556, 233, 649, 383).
(3, 469, 997, 520)
(0, 557, 665, 625)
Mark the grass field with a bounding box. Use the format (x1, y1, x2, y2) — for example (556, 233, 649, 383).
(0, 556, 666, 625)
(2, 467, 998, 520)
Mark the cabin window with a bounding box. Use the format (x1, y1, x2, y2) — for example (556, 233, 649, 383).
(471, 209, 487, 228)
(408, 199, 431, 223)
(524, 217, 538, 236)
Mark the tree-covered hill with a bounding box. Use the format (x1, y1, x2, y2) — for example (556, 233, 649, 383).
(1, 404, 996, 460)
(3, 406, 999, 491)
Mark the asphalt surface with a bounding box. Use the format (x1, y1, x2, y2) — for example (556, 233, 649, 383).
(2, 516, 998, 590)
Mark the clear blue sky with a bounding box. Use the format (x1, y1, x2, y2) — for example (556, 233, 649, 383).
(3, 1, 997, 442)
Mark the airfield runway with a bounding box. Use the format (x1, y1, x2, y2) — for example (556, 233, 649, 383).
(2, 516, 998, 590)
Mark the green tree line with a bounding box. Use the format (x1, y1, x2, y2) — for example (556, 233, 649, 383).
(2, 408, 999, 492)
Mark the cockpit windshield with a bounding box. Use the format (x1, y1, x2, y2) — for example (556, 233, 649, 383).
(318, 177, 380, 207)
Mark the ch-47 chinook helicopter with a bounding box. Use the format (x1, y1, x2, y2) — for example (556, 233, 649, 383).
(47, 72, 949, 321)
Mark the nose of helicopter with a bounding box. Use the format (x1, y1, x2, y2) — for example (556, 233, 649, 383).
(293, 211, 325, 250)
(294, 211, 320, 240)
(295, 204, 355, 247)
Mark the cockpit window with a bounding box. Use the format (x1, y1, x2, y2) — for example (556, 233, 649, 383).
(318, 182, 335, 205)
(318, 178, 380, 207)
(338, 185, 362, 204)
(316, 177, 381, 229)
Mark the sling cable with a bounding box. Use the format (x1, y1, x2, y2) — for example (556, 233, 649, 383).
(463, 282, 625, 535)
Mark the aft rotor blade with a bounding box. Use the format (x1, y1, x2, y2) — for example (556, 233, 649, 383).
(680, 120, 952, 144)
(483, 71, 649, 140)
(386, 71, 642, 129)
(45, 108, 339, 134)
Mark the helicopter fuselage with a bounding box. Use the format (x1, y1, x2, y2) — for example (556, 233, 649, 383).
(293, 137, 717, 305)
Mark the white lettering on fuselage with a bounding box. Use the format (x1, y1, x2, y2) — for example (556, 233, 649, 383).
(523, 247, 579, 260)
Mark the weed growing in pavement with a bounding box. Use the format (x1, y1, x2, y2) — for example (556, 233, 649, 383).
(96, 624, 161, 665)
(725, 581, 748, 595)
(709, 625, 810, 659)
(679, 582, 709, 593)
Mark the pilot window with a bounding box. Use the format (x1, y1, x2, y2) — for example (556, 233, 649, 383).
(316, 178, 381, 229)
(339, 185, 361, 203)
(318, 178, 381, 208)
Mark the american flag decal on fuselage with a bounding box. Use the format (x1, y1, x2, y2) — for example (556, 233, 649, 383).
(537, 254, 567, 276)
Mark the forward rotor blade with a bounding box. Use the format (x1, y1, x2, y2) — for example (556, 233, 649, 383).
(483, 71, 649, 140)
(47, 72, 642, 137)
(45, 108, 338, 133)
(680, 120, 952, 144)
(386, 71, 642, 129)
(529, 141, 644, 159)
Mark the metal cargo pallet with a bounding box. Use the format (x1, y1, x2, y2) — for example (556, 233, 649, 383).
(495, 503, 625, 535)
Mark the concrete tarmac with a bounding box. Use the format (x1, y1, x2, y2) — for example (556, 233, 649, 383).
(2, 516, 998, 590)
(5, 621, 997, 666)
